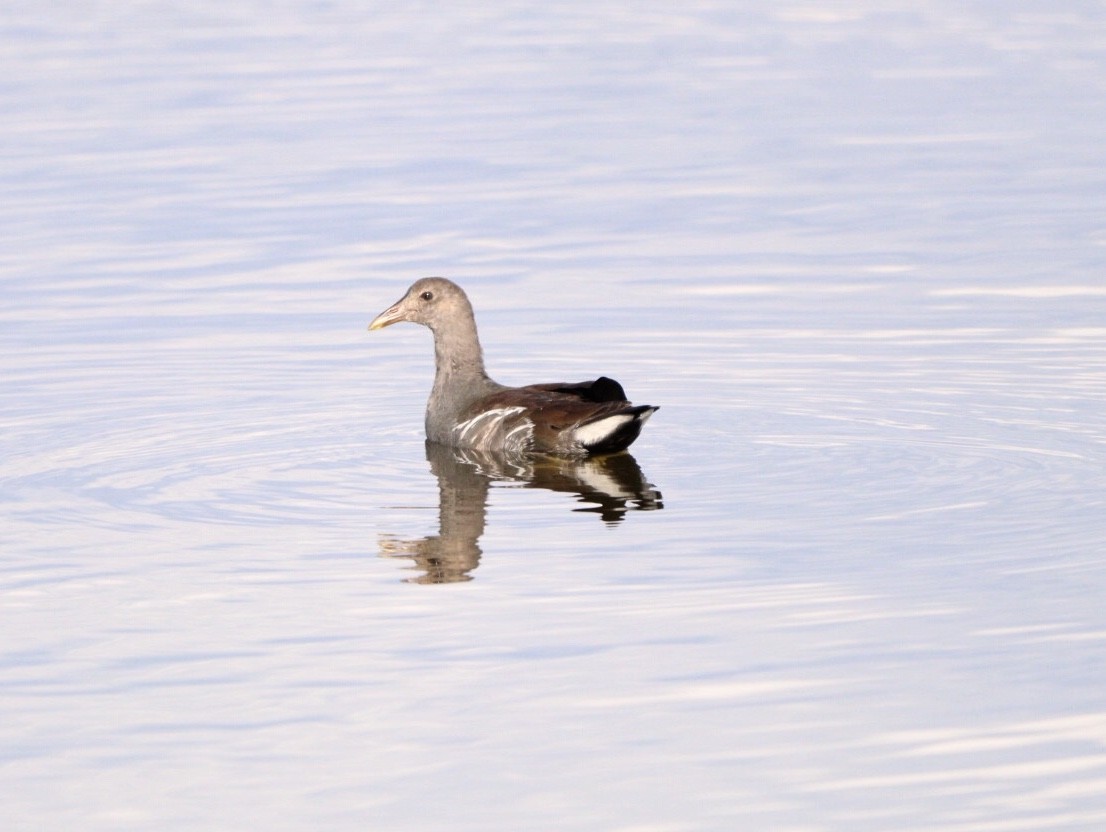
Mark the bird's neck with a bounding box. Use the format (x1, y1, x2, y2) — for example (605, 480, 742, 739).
(430, 315, 493, 390)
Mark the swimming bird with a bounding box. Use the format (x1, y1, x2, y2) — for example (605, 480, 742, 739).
(369, 278, 657, 456)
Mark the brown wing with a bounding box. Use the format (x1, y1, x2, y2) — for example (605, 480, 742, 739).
(471, 385, 648, 454)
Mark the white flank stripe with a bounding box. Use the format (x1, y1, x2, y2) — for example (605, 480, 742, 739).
(453, 406, 526, 447)
(502, 421, 535, 453)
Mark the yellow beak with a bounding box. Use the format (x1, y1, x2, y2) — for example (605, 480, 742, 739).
(368, 301, 405, 330)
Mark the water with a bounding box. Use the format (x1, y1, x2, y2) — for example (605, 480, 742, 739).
(3, 3, 1106, 830)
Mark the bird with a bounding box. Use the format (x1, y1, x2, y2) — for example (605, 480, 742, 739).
(369, 277, 657, 457)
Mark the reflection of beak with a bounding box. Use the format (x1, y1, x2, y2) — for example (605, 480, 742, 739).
(369, 301, 405, 331)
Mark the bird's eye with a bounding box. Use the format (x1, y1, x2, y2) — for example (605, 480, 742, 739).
(420, 291, 433, 301)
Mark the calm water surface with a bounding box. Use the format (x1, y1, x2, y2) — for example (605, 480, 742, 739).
(3, 3, 1106, 830)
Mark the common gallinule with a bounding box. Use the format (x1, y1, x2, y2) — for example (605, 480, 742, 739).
(369, 278, 657, 456)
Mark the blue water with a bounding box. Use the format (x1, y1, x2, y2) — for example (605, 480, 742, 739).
(3, 3, 1106, 830)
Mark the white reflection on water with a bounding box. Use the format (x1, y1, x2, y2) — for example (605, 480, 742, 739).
(3, 2, 1106, 830)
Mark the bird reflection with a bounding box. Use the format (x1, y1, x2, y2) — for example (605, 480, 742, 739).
(379, 442, 663, 583)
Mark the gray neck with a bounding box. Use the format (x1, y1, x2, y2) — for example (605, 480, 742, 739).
(430, 312, 490, 385)
(426, 311, 502, 435)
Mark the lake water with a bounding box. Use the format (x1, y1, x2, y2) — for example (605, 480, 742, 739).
(3, 3, 1106, 830)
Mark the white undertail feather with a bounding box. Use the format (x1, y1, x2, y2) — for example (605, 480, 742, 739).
(573, 413, 637, 448)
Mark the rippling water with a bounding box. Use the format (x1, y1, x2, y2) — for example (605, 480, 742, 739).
(3, 3, 1106, 830)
